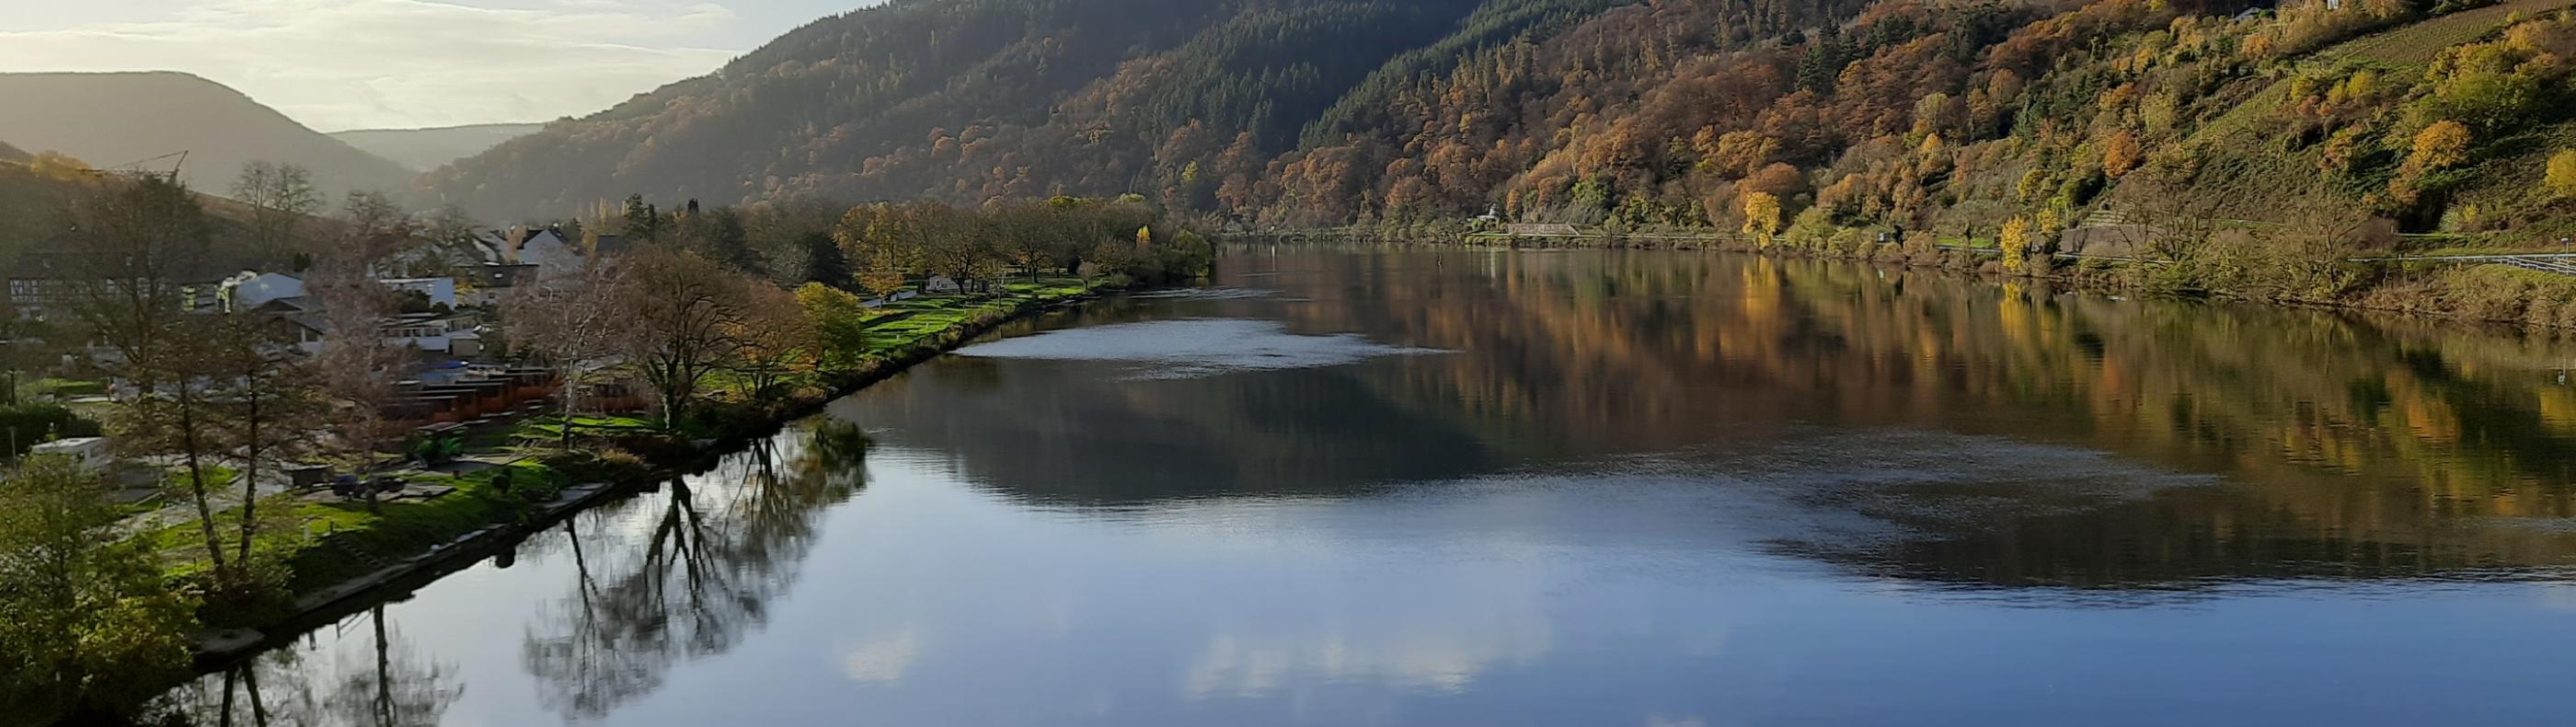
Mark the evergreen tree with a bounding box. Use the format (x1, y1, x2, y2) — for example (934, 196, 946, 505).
(800, 231, 855, 289)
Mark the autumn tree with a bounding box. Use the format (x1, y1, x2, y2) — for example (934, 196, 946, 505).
(796, 283, 877, 372)
(2406, 121, 2471, 173)
(2546, 149, 2576, 201)
(726, 282, 818, 396)
(1998, 215, 2033, 274)
(833, 204, 923, 297)
(2388, 121, 2473, 205)
(1741, 191, 1783, 248)
(2101, 131, 2145, 179)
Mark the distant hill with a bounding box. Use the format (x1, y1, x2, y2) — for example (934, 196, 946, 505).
(0, 72, 417, 202)
(0, 140, 28, 164)
(331, 122, 546, 172)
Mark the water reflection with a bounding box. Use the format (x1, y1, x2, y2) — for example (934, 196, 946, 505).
(156, 606, 462, 727)
(146, 247, 2576, 726)
(522, 421, 869, 718)
(861, 247, 2576, 588)
(157, 421, 870, 726)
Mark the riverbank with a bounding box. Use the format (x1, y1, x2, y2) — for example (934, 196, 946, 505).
(1231, 226, 2576, 333)
(166, 279, 1115, 668)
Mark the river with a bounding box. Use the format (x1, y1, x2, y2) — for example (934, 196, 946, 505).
(154, 246, 2576, 726)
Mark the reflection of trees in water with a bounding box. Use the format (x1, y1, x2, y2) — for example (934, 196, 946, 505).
(854, 352, 1490, 504)
(1280, 248, 2576, 585)
(871, 247, 2576, 588)
(520, 420, 869, 720)
(149, 606, 461, 727)
(322, 607, 464, 727)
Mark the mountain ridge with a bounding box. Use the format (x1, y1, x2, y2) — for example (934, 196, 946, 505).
(330, 122, 548, 172)
(422, 0, 2576, 258)
(0, 71, 417, 202)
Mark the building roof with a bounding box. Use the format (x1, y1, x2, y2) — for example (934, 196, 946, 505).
(256, 296, 322, 312)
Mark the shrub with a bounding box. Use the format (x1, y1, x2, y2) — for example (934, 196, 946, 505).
(0, 404, 104, 460)
(2547, 149, 2576, 201)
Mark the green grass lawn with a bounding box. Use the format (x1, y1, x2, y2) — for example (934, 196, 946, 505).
(509, 414, 660, 443)
(24, 377, 107, 398)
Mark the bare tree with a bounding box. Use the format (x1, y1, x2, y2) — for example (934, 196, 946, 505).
(913, 204, 998, 294)
(201, 314, 325, 567)
(611, 248, 748, 429)
(2120, 166, 2223, 263)
(339, 190, 421, 277)
(503, 260, 622, 449)
(58, 176, 240, 581)
(232, 162, 320, 255)
(2264, 188, 2390, 300)
(310, 266, 411, 502)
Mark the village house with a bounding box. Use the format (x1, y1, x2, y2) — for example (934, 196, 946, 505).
(4, 244, 261, 321)
(382, 311, 484, 356)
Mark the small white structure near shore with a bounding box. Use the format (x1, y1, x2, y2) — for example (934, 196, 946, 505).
(29, 436, 112, 473)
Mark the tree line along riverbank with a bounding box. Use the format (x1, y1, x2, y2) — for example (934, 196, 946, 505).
(0, 174, 1213, 725)
(1236, 219, 2576, 332)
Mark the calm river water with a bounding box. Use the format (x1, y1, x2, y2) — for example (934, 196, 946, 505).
(159, 247, 2576, 726)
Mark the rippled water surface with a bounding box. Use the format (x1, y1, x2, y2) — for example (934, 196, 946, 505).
(165, 247, 2576, 726)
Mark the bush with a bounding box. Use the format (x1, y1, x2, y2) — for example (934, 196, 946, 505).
(1, 456, 199, 721)
(0, 404, 104, 460)
(2547, 149, 2576, 201)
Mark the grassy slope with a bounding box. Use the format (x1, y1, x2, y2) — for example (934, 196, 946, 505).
(2169, 1, 2576, 248)
(2323, 0, 2576, 63)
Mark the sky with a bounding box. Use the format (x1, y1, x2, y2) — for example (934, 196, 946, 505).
(0, 0, 881, 132)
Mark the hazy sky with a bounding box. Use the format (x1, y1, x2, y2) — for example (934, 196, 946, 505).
(0, 1, 881, 132)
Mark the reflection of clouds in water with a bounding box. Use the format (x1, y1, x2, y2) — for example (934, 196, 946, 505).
(842, 628, 922, 685)
(2540, 583, 2576, 612)
(958, 318, 1445, 379)
(1182, 624, 1553, 698)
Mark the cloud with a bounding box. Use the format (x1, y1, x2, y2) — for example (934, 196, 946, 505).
(841, 628, 923, 684)
(0, 0, 745, 131)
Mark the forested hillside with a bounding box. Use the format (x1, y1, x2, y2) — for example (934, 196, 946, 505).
(429, 0, 2576, 275)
